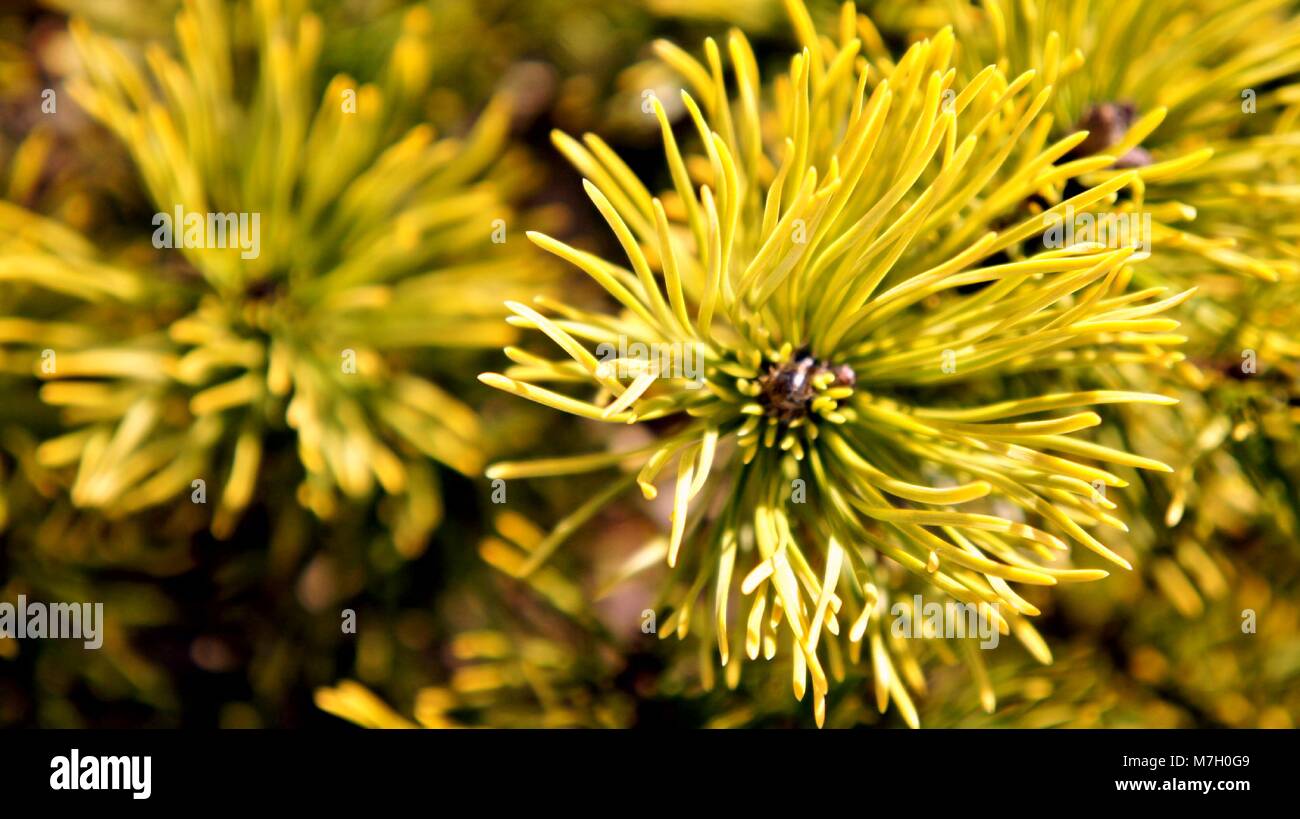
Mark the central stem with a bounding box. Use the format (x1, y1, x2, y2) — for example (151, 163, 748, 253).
(756, 348, 855, 422)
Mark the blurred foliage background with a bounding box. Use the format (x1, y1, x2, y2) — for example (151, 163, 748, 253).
(1, 0, 1298, 728)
